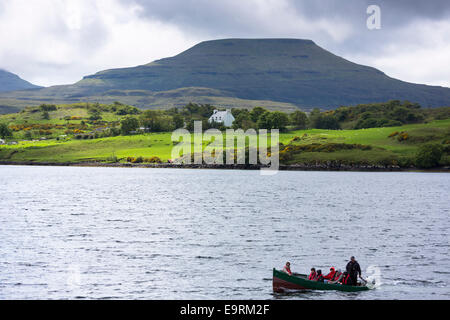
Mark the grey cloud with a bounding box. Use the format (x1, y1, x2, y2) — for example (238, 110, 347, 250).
(123, 0, 450, 55)
(127, 0, 450, 32)
(128, 0, 272, 36)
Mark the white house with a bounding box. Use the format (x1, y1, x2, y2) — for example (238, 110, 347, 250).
(208, 109, 235, 127)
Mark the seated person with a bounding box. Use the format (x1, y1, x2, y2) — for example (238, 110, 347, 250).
(323, 267, 336, 281)
(329, 269, 343, 283)
(282, 262, 292, 276)
(308, 268, 317, 280)
(316, 270, 324, 282)
(340, 271, 352, 285)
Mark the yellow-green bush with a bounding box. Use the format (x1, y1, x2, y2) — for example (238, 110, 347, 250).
(397, 132, 409, 142)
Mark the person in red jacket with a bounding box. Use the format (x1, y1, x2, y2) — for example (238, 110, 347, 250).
(323, 267, 336, 281)
(308, 268, 317, 280)
(283, 262, 292, 276)
(331, 269, 343, 283)
(340, 272, 351, 285)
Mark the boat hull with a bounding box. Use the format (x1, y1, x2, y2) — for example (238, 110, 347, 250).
(273, 269, 370, 293)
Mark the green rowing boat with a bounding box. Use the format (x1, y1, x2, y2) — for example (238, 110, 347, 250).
(273, 269, 370, 292)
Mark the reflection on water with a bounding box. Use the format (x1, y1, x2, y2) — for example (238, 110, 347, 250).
(0, 166, 448, 299)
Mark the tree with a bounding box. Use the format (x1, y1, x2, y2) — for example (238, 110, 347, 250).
(308, 108, 321, 127)
(257, 111, 289, 131)
(42, 111, 50, 120)
(415, 144, 443, 168)
(231, 108, 249, 119)
(120, 117, 139, 135)
(390, 106, 410, 123)
(290, 110, 308, 129)
(172, 114, 184, 129)
(318, 115, 340, 129)
(250, 107, 267, 123)
(309, 109, 340, 130)
(88, 106, 102, 121)
(39, 104, 57, 112)
(140, 110, 159, 131)
(24, 131, 33, 140)
(268, 111, 289, 131)
(256, 111, 272, 129)
(232, 111, 255, 130)
(0, 123, 12, 139)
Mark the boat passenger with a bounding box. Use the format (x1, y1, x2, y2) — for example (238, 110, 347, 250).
(323, 267, 336, 280)
(331, 269, 343, 283)
(283, 262, 292, 276)
(308, 268, 317, 280)
(316, 270, 324, 282)
(340, 272, 352, 285)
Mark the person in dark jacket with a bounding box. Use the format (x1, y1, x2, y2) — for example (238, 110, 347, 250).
(346, 256, 361, 285)
(316, 270, 324, 282)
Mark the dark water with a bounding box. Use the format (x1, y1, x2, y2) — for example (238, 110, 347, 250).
(0, 166, 448, 300)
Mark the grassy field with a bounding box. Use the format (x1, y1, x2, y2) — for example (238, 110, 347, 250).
(1, 118, 449, 166)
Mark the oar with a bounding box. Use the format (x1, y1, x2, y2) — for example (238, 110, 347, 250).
(359, 275, 368, 284)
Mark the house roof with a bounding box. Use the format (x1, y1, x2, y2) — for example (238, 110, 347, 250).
(210, 111, 228, 119)
(209, 110, 234, 121)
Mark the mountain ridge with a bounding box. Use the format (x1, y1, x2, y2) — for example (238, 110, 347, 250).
(1, 38, 449, 112)
(0, 69, 41, 93)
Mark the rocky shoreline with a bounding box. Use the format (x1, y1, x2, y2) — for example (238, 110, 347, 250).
(1, 160, 449, 172)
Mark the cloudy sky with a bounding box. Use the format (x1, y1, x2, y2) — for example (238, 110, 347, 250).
(0, 0, 449, 87)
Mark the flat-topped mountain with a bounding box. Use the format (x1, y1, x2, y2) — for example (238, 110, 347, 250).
(0, 69, 41, 93)
(1, 39, 450, 112)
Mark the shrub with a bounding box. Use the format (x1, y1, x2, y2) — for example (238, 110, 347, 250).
(39, 129, 53, 136)
(39, 104, 57, 112)
(106, 155, 118, 163)
(415, 144, 444, 168)
(397, 132, 409, 142)
(133, 156, 143, 163)
(144, 156, 162, 163)
(0, 123, 12, 139)
(385, 120, 403, 127)
(42, 111, 50, 120)
(388, 131, 399, 138)
(126, 156, 144, 163)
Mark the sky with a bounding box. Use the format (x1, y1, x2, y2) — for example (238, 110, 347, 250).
(0, 0, 449, 87)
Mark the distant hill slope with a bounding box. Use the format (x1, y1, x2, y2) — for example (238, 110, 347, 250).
(0, 69, 41, 93)
(1, 39, 450, 113)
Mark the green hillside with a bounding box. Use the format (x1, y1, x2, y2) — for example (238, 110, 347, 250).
(1, 39, 449, 113)
(1, 119, 449, 167)
(1, 102, 449, 168)
(0, 87, 298, 114)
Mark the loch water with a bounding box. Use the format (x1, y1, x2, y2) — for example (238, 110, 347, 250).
(0, 166, 448, 299)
